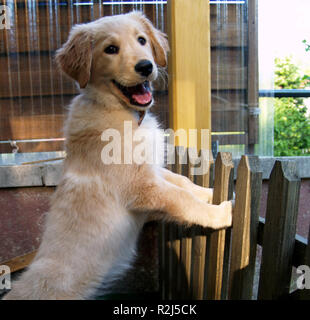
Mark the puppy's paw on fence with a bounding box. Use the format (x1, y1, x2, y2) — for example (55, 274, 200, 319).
(207, 200, 232, 230)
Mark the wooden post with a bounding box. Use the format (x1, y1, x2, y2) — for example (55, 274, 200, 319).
(168, 0, 211, 149)
(258, 161, 301, 300)
(228, 155, 262, 299)
(206, 152, 234, 300)
(165, 0, 212, 298)
(247, 0, 259, 154)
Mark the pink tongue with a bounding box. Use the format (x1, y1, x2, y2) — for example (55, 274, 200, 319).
(132, 91, 152, 105)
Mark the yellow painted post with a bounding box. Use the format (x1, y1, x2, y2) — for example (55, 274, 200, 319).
(166, 0, 212, 300)
(168, 0, 211, 149)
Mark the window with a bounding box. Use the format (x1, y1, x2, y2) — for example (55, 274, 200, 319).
(258, 0, 310, 156)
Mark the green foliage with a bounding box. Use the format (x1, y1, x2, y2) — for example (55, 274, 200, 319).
(274, 56, 310, 156)
(275, 57, 304, 89)
(302, 39, 310, 52)
(274, 99, 310, 156)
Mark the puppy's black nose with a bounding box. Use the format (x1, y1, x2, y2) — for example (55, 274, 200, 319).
(135, 60, 153, 77)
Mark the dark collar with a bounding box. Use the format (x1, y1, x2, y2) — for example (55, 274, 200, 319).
(138, 110, 146, 126)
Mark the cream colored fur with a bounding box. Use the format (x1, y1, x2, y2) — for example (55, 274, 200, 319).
(3, 12, 232, 300)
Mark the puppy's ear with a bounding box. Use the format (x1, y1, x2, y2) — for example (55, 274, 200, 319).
(56, 25, 92, 88)
(132, 12, 169, 67)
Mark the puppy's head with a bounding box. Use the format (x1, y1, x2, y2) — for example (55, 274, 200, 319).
(56, 11, 169, 111)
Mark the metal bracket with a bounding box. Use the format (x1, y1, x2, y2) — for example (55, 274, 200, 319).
(248, 107, 261, 116)
(9, 140, 19, 153)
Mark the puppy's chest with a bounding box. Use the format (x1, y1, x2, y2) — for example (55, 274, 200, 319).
(124, 114, 165, 166)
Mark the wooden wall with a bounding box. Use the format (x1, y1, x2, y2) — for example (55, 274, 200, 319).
(0, 0, 257, 153)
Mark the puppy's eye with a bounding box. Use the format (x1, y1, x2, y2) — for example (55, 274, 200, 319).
(104, 45, 119, 54)
(138, 37, 146, 46)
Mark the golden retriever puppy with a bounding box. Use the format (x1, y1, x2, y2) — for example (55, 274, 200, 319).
(3, 11, 232, 300)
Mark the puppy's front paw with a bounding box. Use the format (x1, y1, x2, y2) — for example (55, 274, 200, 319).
(213, 200, 233, 229)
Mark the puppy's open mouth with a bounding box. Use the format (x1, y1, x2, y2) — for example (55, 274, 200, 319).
(112, 80, 152, 107)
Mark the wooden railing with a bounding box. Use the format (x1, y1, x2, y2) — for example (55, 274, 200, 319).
(159, 150, 310, 300)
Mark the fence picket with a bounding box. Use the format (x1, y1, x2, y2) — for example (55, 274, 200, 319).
(228, 155, 262, 299)
(258, 160, 301, 300)
(170, 146, 187, 299)
(161, 161, 173, 299)
(220, 167, 234, 300)
(245, 156, 262, 298)
(206, 152, 234, 300)
(191, 150, 214, 300)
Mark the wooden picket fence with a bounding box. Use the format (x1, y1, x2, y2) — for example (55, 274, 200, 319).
(1, 149, 309, 300)
(159, 149, 310, 300)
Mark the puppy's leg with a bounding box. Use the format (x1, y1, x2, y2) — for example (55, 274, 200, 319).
(3, 205, 130, 300)
(132, 176, 232, 230)
(160, 167, 213, 203)
(3, 241, 113, 300)
(2, 258, 86, 300)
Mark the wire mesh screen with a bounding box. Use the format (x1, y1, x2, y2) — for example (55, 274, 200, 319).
(0, 0, 168, 154)
(211, 1, 248, 156)
(0, 0, 264, 157)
